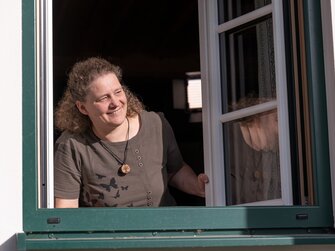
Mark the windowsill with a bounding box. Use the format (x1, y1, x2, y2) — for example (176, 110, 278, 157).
(17, 232, 335, 250)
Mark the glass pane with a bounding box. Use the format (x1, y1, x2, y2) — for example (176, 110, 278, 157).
(220, 16, 276, 113)
(223, 109, 281, 205)
(218, 0, 272, 23)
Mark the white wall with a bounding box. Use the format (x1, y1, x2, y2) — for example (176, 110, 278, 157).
(0, 0, 22, 251)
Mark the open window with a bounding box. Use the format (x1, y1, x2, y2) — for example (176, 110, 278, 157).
(209, 0, 293, 206)
(21, 0, 334, 247)
(42, 0, 205, 208)
(200, 0, 322, 208)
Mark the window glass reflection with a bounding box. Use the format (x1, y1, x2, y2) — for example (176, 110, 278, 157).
(220, 16, 276, 113)
(223, 109, 281, 205)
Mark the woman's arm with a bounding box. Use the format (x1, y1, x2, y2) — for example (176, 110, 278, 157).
(169, 162, 209, 197)
(55, 198, 79, 208)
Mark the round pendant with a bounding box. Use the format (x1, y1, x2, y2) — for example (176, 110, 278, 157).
(120, 164, 131, 174)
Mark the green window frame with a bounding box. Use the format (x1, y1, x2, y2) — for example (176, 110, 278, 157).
(20, 0, 335, 249)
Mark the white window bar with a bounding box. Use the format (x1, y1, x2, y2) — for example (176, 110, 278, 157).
(38, 0, 54, 208)
(272, 0, 293, 205)
(220, 100, 277, 123)
(217, 4, 273, 34)
(198, 0, 226, 206)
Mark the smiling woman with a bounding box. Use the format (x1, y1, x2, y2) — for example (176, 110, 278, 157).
(49, 0, 205, 208)
(53, 57, 208, 208)
(54, 59, 143, 134)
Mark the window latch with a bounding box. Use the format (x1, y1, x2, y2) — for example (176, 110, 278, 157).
(296, 213, 308, 220)
(47, 217, 61, 224)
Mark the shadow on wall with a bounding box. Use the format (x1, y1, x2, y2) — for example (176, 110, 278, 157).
(0, 234, 16, 251)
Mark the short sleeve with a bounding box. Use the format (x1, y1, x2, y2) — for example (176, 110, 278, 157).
(54, 132, 82, 199)
(158, 112, 184, 175)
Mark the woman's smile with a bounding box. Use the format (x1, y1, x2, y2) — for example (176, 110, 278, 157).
(107, 107, 124, 116)
(76, 72, 128, 134)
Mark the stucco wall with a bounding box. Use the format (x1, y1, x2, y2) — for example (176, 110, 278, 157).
(0, 0, 22, 250)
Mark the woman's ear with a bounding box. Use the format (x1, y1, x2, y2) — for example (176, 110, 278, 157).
(75, 101, 89, 115)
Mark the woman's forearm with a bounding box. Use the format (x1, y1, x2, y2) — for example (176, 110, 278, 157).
(169, 162, 208, 197)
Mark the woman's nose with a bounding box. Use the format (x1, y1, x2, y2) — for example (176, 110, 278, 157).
(108, 95, 119, 108)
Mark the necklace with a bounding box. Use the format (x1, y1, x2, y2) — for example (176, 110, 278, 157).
(98, 117, 131, 176)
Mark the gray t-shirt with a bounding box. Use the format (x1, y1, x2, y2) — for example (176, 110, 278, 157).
(54, 111, 183, 207)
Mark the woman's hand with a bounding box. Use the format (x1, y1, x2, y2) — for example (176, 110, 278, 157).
(169, 163, 209, 197)
(197, 173, 209, 197)
(55, 198, 79, 208)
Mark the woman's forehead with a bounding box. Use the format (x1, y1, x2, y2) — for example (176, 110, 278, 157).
(90, 73, 121, 88)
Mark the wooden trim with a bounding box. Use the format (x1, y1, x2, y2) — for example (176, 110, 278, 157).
(297, 0, 314, 205)
(290, 0, 314, 205)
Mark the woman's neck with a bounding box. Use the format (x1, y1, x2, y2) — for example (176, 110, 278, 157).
(93, 118, 129, 142)
(92, 114, 140, 142)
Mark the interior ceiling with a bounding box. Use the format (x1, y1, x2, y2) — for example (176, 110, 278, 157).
(53, 0, 200, 79)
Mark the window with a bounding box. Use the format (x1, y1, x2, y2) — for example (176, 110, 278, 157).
(21, 0, 334, 247)
(205, 0, 293, 206)
(201, 0, 331, 209)
(186, 73, 203, 110)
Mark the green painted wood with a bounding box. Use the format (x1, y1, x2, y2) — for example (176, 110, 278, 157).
(23, 206, 332, 232)
(303, 0, 333, 210)
(22, 0, 39, 232)
(17, 232, 335, 250)
(21, 0, 333, 236)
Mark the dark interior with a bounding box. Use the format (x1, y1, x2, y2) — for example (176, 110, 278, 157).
(53, 0, 205, 206)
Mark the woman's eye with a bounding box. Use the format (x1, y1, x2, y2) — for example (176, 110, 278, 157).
(97, 96, 108, 102)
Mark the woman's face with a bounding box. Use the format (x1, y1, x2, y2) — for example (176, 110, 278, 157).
(76, 72, 128, 132)
(239, 110, 279, 152)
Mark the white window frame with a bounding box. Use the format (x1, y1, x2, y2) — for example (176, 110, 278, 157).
(199, 0, 292, 206)
(37, 0, 54, 208)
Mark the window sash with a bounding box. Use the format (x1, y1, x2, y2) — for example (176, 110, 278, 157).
(22, 0, 333, 232)
(205, 1, 293, 206)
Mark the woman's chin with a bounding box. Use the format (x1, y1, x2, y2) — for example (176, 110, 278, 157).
(106, 115, 127, 127)
(246, 141, 279, 152)
(259, 142, 279, 152)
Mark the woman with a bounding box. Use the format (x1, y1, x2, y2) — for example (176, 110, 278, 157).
(54, 57, 209, 208)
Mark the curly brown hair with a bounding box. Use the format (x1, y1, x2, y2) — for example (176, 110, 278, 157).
(55, 57, 144, 133)
(231, 95, 276, 126)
